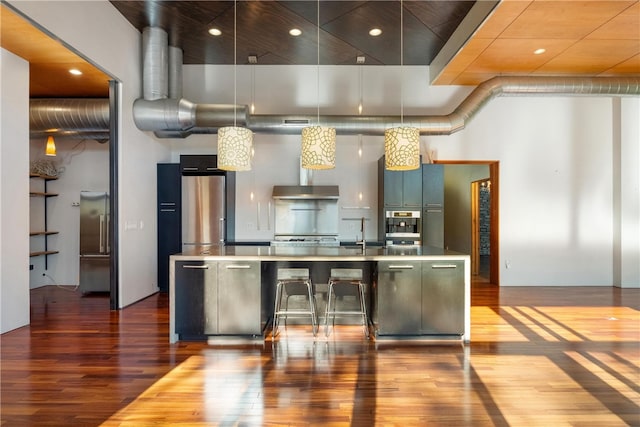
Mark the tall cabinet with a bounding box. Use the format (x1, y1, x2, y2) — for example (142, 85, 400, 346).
(157, 163, 181, 292)
(422, 164, 444, 248)
(29, 173, 59, 269)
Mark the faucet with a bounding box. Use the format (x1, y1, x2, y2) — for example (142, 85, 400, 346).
(356, 216, 366, 254)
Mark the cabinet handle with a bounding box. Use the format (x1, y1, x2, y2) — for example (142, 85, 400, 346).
(225, 265, 251, 269)
(426, 209, 442, 213)
(206, 167, 217, 171)
(388, 265, 414, 269)
(182, 265, 209, 269)
(182, 167, 198, 171)
(160, 202, 176, 206)
(160, 209, 176, 212)
(431, 264, 458, 269)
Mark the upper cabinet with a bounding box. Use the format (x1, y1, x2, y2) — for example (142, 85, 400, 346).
(422, 164, 444, 207)
(378, 156, 422, 209)
(179, 155, 220, 175)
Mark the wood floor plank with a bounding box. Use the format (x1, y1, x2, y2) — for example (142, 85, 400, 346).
(1, 284, 638, 426)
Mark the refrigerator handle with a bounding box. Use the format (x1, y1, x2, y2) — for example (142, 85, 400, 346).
(106, 214, 110, 253)
(219, 217, 225, 243)
(99, 214, 105, 253)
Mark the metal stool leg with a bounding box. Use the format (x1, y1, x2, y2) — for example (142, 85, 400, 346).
(324, 280, 335, 337)
(307, 279, 318, 336)
(272, 280, 283, 341)
(358, 281, 369, 338)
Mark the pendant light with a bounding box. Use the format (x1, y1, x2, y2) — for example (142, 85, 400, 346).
(45, 135, 57, 156)
(218, 0, 253, 171)
(384, 0, 420, 171)
(301, 0, 336, 170)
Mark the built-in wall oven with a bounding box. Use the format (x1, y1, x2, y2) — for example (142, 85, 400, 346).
(385, 210, 421, 246)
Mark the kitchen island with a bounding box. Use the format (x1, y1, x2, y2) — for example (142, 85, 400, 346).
(169, 245, 470, 343)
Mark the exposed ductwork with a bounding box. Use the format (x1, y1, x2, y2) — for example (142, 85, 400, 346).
(132, 28, 640, 139)
(29, 26, 640, 141)
(29, 98, 110, 142)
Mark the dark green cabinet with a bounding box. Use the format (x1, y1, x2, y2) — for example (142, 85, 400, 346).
(422, 164, 444, 248)
(376, 261, 423, 335)
(378, 156, 422, 209)
(375, 259, 465, 337)
(421, 260, 464, 335)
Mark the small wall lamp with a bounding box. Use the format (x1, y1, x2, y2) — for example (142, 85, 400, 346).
(45, 135, 57, 156)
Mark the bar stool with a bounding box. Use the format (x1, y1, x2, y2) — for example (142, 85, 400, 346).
(272, 268, 318, 340)
(324, 268, 369, 338)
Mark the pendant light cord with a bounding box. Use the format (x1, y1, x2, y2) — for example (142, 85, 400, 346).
(316, 0, 320, 124)
(233, 0, 237, 127)
(400, 0, 404, 125)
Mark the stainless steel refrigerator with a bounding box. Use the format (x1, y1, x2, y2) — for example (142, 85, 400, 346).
(182, 175, 226, 251)
(79, 191, 110, 293)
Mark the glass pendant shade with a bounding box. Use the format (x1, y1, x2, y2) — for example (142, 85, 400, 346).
(217, 126, 254, 171)
(45, 135, 57, 156)
(301, 125, 336, 169)
(384, 126, 420, 171)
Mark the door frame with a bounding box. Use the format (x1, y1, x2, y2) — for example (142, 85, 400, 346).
(434, 160, 499, 285)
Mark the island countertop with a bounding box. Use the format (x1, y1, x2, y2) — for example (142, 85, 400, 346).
(172, 245, 469, 262)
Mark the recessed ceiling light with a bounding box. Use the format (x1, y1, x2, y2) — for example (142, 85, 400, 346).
(289, 28, 302, 37)
(208, 28, 222, 36)
(534, 48, 546, 55)
(369, 28, 382, 37)
(69, 69, 82, 75)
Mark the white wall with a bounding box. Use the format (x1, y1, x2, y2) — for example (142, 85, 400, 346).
(619, 98, 639, 288)
(28, 138, 109, 288)
(431, 96, 619, 286)
(9, 0, 172, 307)
(1, 49, 30, 333)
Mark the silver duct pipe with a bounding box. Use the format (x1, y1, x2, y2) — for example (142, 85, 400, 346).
(239, 76, 640, 136)
(168, 45, 183, 99)
(30, 130, 110, 142)
(132, 27, 640, 138)
(30, 98, 109, 133)
(142, 27, 168, 101)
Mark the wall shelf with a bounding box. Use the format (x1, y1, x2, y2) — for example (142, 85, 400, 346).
(30, 231, 59, 236)
(29, 173, 59, 269)
(30, 250, 59, 257)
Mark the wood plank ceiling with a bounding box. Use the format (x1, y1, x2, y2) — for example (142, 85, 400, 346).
(1, 0, 638, 98)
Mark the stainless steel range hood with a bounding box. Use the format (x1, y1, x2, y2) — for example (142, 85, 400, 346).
(272, 185, 339, 200)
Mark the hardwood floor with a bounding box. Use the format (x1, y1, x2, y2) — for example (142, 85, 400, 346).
(1, 283, 638, 426)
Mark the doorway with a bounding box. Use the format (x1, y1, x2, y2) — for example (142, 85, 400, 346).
(436, 161, 499, 285)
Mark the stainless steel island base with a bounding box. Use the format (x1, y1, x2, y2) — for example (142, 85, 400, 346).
(169, 245, 470, 344)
